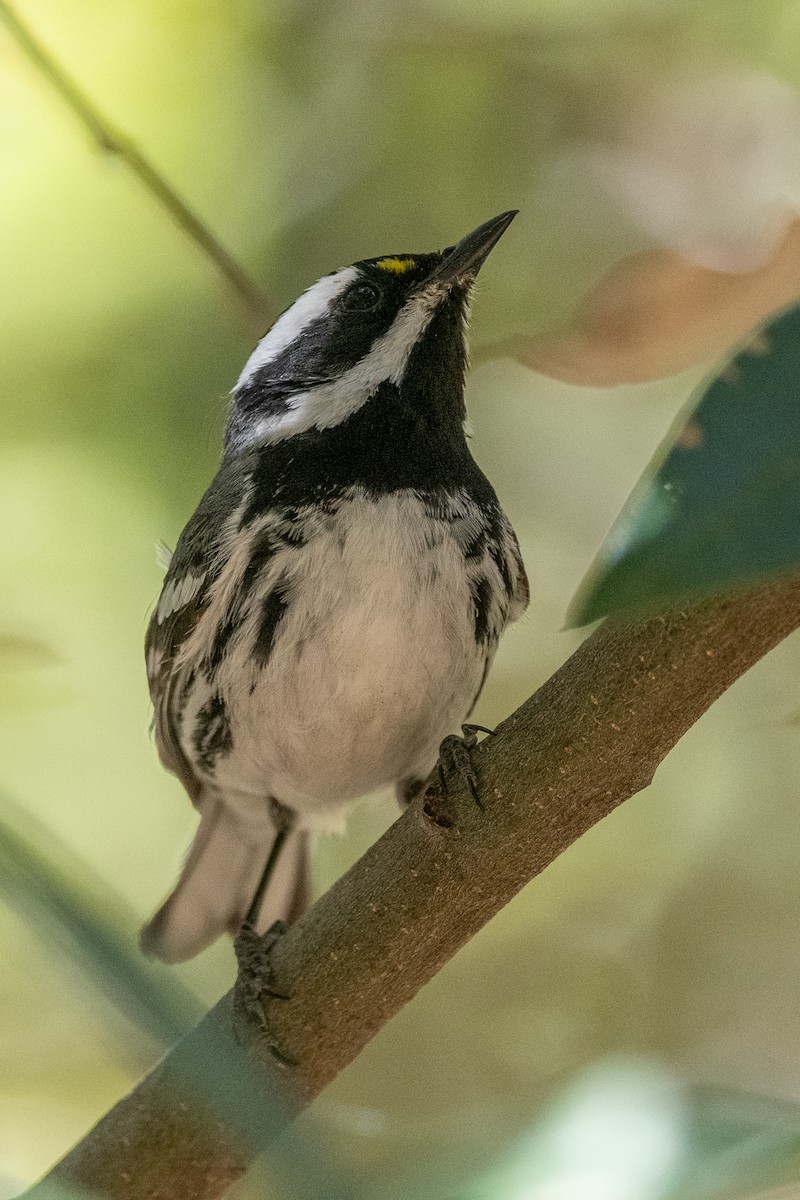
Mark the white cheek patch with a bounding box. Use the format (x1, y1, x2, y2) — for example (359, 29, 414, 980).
(235, 266, 359, 390)
(250, 288, 440, 445)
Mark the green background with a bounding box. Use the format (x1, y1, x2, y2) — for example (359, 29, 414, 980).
(4, 2, 800, 1196)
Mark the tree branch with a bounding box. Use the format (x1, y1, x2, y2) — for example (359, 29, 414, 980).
(27, 577, 800, 1200)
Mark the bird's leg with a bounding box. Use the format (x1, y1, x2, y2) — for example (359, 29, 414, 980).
(233, 919, 296, 1065)
(244, 798, 294, 928)
(233, 799, 296, 1064)
(437, 723, 494, 810)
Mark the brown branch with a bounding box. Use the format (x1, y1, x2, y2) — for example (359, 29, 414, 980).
(26, 576, 800, 1200)
(0, 0, 273, 330)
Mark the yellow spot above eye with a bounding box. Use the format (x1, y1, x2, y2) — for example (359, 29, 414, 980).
(376, 256, 416, 274)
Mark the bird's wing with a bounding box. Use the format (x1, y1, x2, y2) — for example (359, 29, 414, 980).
(508, 535, 529, 620)
(492, 511, 529, 622)
(146, 456, 252, 804)
(146, 590, 208, 804)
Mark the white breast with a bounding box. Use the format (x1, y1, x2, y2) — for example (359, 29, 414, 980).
(180, 489, 499, 826)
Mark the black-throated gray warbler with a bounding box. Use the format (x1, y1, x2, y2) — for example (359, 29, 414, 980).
(141, 211, 528, 963)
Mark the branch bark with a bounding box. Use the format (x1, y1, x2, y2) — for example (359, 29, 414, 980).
(27, 577, 800, 1200)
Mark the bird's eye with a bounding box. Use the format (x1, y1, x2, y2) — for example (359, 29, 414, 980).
(343, 282, 382, 311)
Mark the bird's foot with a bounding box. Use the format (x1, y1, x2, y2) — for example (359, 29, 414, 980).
(437, 723, 494, 810)
(233, 919, 296, 1066)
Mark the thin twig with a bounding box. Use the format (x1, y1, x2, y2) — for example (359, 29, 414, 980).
(0, 0, 273, 327)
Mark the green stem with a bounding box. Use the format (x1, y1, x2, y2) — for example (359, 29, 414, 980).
(0, 0, 272, 327)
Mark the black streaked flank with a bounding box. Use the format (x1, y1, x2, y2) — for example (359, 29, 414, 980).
(277, 509, 309, 546)
(255, 583, 290, 662)
(205, 611, 238, 676)
(206, 519, 308, 675)
(489, 540, 513, 597)
(463, 528, 487, 560)
(240, 528, 278, 595)
(148, 588, 208, 668)
(193, 693, 233, 773)
(144, 455, 249, 679)
(179, 667, 196, 704)
(241, 514, 309, 596)
(470, 575, 494, 644)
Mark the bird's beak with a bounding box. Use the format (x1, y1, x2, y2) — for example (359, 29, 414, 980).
(424, 210, 518, 286)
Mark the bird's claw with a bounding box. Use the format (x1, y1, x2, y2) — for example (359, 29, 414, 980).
(233, 919, 296, 1066)
(437, 723, 494, 810)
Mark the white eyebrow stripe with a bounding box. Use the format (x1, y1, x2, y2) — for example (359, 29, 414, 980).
(234, 266, 359, 390)
(246, 288, 440, 446)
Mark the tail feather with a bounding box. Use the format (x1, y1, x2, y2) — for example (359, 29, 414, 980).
(141, 793, 310, 964)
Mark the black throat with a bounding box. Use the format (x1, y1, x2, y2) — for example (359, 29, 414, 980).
(241, 380, 497, 521)
(239, 294, 499, 516)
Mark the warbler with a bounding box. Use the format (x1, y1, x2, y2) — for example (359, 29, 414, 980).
(141, 211, 528, 963)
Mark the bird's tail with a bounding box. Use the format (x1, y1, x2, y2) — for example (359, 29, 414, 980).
(140, 792, 309, 964)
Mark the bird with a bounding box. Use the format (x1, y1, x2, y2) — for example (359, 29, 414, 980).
(141, 211, 529, 964)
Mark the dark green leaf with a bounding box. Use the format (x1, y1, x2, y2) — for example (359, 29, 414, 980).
(568, 304, 800, 626)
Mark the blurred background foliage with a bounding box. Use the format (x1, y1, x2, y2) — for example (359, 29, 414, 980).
(5, 1, 800, 1197)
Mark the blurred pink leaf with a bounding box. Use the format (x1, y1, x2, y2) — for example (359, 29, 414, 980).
(512, 221, 800, 385)
(579, 67, 800, 272)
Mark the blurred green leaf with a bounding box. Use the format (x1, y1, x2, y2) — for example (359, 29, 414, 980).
(11, 1183, 95, 1200)
(673, 1086, 800, 1200)
(568, 304, 800, 626)
(0, 634, 60, 669)
(477, 1060, 685, 1200)
(0, 795, 201, 1047)
(461, 1061, 800, 1200)
(0, 797, 358, 1200)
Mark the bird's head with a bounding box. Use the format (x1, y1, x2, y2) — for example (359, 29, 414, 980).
(226, 211, 517, 452)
